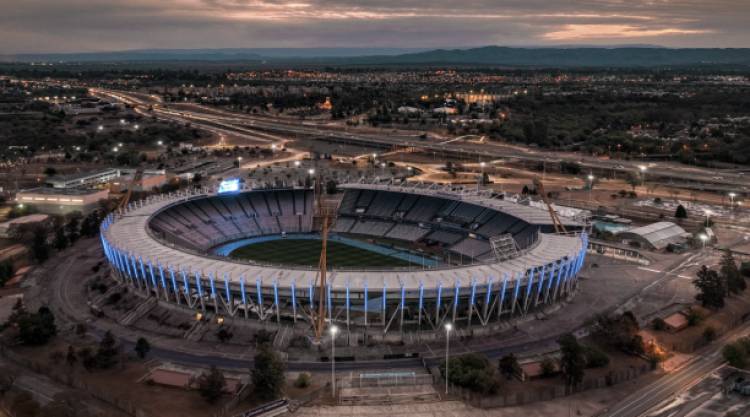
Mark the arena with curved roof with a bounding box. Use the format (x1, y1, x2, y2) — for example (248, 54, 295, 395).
(99, 182, 588, 340)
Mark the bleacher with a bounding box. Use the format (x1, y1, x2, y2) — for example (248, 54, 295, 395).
(349, 220, 395, 237)
(425, 230, 463, 245)
(331, 217, 355, 233)
(333, 188, 541, 255)
(365, 191, 403, 218)
(404, 196, 443, 222)
(148, 189, 313, 251)
(385, 224, 430, 241)
(450, 238, 492, 259)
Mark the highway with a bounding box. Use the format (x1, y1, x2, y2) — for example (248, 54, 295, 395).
(94, 89, 750, 194)
(601, 320, 750, 417)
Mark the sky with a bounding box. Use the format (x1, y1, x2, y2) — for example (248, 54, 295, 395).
(0, 0, 748, 54)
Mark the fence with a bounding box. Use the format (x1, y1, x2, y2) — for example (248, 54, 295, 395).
(444, 364, 651, 409)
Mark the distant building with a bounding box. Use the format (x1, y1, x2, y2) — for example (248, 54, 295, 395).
(15, 187, 109, 215)
(397, 106, 421, 114)
(111, 170, 168, 193)
(615, 221, 690, 250)
(46, 168, 121, 189)
(0, 214, 50, 238)
(432, 107, 457, 115)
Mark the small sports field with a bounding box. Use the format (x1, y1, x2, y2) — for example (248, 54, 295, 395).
(228, 238, 415, 268)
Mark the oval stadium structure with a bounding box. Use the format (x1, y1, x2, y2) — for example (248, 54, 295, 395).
(99, 182, 588, 340)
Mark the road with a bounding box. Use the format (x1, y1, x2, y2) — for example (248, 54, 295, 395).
(93, 88, 750, 194)
(601, 320, 750, 417)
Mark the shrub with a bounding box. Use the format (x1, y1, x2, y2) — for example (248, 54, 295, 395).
(741, 262, 750, 278)
(498, 354, 521, 380)
(217, 328, 233, 343)
(585, 346, 610, 368)
(686, 308, 704, 326)
(197, 366, 226, 404)
(294, 372, 311, 388)
(651, 317, 667, 331)
(441, 353, 500, 394)
(252, 344, 286, 400)
(289, 335, 311, 349)
(702, 326, 717, 342)
(540, 357, 556, 377)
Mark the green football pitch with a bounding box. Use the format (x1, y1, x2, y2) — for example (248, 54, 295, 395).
(228, 239, 416, 268)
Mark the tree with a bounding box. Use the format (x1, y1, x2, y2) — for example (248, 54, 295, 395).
(79, 212, 100, 238)
(17, 306, 57, 345)
(720, 250, 745, 294)
(674, 204, 688, 220)
(498, 353, 521, 380)
(134, 337, 150, 359)
(196, 366, 226, 404)
(252, 344, 286, 400)
(558, 334, 586, 392)
(53, 227, 69, 251)
(702, 326, 717, 342)
(0, 261, 14, 287)
(30, 226, 50, 263)
(441, 353, 500, 394)
(540, 357, 556, 377)
(216, 328, 233, 343)
(651, 317, 667, 331)
(722, 342, 748, 368)
(693, 266, 726, 309)
(64, 213, 82, 243)
(626, 173, 640, 191)
(584, 346, 610, 368)
(592, 311, 644, 355)
(94, 331, 119, 369)
(325, 179, 338, 194)
(741, 262, 750, 278)
(66, 345, 77, 367)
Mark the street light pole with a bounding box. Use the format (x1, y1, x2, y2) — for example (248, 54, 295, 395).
(478, 161, 486, 191)
(444, 323, 452, 395)
(330, 325, 338, 398)
(587, 174, 594, 204)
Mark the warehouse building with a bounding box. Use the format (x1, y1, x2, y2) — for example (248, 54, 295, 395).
(616, 221, 690, 250)
(15, 187, 109, 215)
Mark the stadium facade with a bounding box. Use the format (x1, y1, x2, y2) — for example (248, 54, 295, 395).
(99, 182, 588, 339)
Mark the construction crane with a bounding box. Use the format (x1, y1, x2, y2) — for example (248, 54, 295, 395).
(117, 169, 143, 211)
(312, 174, 335, 343)
(533, 177, 567, 234)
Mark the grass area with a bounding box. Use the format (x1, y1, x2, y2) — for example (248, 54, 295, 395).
(228, 239, 415, 268)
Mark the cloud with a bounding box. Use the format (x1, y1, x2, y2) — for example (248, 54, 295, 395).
(544, 24, 712, 41)
(0, 0, 746, 53)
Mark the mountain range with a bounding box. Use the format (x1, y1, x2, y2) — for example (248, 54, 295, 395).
(4, 46, 750, 67)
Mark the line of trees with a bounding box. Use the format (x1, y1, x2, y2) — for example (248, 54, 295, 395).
(694, 250, 746, 309)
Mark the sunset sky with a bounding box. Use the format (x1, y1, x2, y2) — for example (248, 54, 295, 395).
(1, 0, 748, 53)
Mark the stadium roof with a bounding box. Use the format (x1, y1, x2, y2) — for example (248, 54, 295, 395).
(104, 190, 586, 291)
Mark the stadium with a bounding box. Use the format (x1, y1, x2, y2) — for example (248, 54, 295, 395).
(99, 181, 588, 340)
